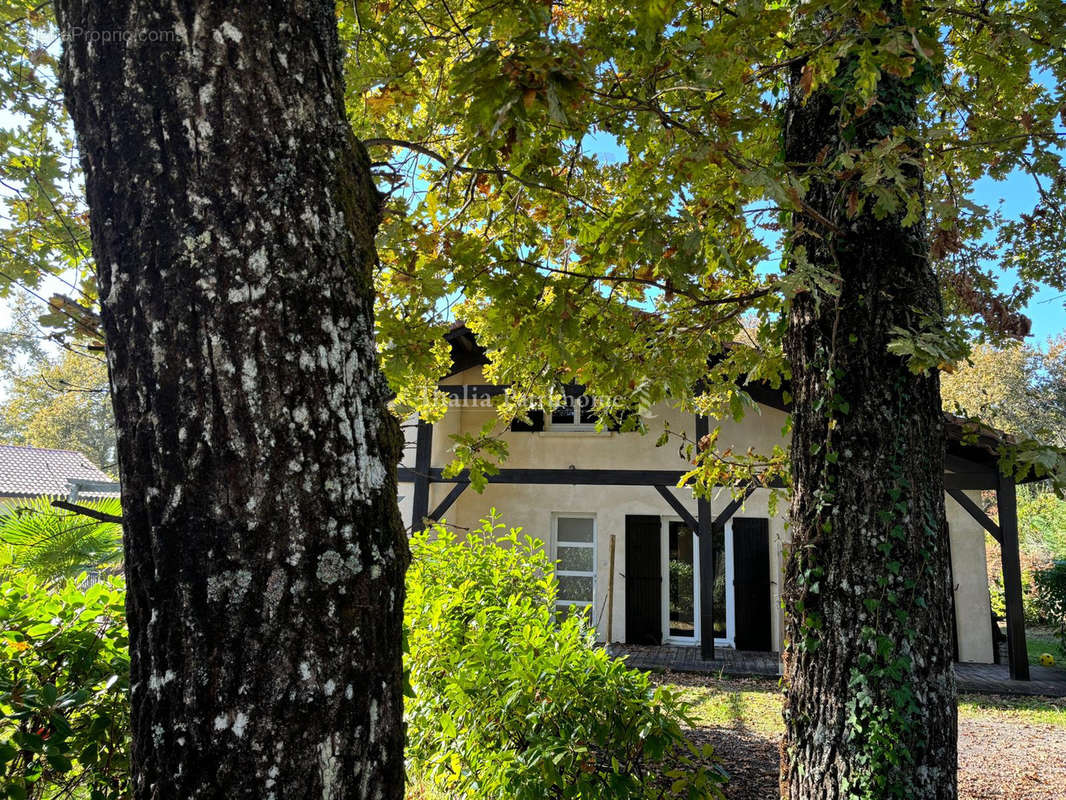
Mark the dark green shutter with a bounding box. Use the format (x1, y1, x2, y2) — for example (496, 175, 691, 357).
(625, 515, 662, 645)
(732, 517, 772, 652)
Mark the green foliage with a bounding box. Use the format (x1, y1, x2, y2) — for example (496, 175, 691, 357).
(942, 339, 1066, 495)
(336, 0, 1066, 494)
(0, 510, 730, 800)
(0, 499, 122, 585)
(885, 319, 969, 376)
(942, 337, 1066, 448)
(442, 420, 510, 492)
(0, 574, 130, 800)
(987, 488, 1066, 625)
(405, 513, 726, 799)
(1020, 489, 1066, 561)
(348, 4, 1062, 369)
(0, 3, 98, 333)
(987, 573, 1046, 628)
(1033, 561, 1066, 654)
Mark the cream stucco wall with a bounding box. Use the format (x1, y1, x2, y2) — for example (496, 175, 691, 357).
(399, 368, 993, 662)
(946, 493, 996, 663)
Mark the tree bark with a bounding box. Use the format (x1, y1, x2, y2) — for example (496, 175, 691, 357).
(55, 2, 407, 797)
(780, 10, 958, 800)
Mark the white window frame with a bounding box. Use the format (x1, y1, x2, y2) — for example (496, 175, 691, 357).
(544, 393, 599, 432)
(719, 520, 736, 648)
(660, 517, 702, 646)
(551, 513, 597, 616)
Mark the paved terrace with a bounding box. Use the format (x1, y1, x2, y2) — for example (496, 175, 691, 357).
(607, 643, 1066, 697)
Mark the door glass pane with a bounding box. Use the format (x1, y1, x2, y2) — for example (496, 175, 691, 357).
(557, 517, 594, 543)
(712, 526, 726, 639)
(557, 575, 594, 602)
(557, 545, 594, 572)
(668, 521, 696, 637)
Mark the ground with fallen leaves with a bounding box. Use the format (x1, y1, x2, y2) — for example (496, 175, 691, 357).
(659, 672, 1066, 800)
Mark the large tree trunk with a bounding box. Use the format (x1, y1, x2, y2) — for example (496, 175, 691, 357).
(55, 2, 407, 797)
(780, 11, 957, 800)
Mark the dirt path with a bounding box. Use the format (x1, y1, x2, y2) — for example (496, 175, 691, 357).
(655, 673, 1066, 799)
(957, 718, 1066, 799)
(687, 719, 1066, 799)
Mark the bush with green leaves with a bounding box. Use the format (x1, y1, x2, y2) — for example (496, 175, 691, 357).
(1034, 560, 1066, 655)
(0, 574, 130, 800)
(405, 512, 726, 799)
(0, 499, 122, 585)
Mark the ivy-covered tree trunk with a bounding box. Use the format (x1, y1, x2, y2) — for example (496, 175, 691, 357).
(780, 12, 958, 800)
(56, 2, 407, 797)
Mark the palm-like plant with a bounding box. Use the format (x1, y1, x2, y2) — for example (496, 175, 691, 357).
(0, 497, 123, 584)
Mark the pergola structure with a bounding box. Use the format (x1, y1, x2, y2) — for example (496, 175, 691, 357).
(399, 327, 1033, 680)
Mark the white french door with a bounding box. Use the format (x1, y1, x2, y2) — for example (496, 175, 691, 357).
(660, 517, 735, 647)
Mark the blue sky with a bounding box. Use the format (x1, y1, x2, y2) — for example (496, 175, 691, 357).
(974, 169, 1065, 341)
(584, 131, 1065, 344)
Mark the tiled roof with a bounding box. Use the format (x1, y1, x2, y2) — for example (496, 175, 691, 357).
(0, 445, 115, 498)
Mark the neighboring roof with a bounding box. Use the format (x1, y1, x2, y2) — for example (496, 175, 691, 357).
(0, 444, 115, 499)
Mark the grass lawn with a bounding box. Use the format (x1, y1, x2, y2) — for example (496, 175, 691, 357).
(1027, 626, 1066, 669)
(958, 692, 1066, 726)
(677, 678, 786, 736)
(673, 676, 1066, 733)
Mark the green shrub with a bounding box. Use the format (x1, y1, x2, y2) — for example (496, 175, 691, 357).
(0, 510, 729, 800)
(405, 512, 726, 799)
(0, 499, 123, 585)
(1034, 561, 1066, 654)
(1019, 489, 1066, 562)
(0, 575, 130, 800)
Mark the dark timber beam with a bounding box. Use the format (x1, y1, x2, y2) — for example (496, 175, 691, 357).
(428, 481, 469, 522)
(696, 415, 715, 661)
(996, 473, 1029, 681)
(411, 419, 433, 528)
(944, 473, 999, 490)
(946, 488, 1002, 544)
(945, 454, 997, 476)
(653, 485, 699, 532)
(397, 466, 788, 488)
(713, 483, 756, 532)
(399, 457, 997, 491)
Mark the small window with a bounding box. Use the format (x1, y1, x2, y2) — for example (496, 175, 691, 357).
(546, 393, 598, 431)
(553, 515, 596, 619)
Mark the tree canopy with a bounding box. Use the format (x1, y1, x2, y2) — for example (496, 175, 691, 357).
(1, 0, 1064, 486)
(340, 0, 1066, 485)
(0, 1, 1061, 796)
(942, 335, 1066, 447)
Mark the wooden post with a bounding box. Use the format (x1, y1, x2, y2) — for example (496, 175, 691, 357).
(607, 534, 616, 643)
(412, 419, 433, 529)
(996, 473, 1029, 680)
(696, 414, 715, 661)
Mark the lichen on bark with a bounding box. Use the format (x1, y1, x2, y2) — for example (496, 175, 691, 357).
(55, 1, 408, 797)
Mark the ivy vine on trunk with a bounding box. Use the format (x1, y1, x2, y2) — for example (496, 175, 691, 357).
(54, 1, 408, 797)
(781, 6, 957, 799)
